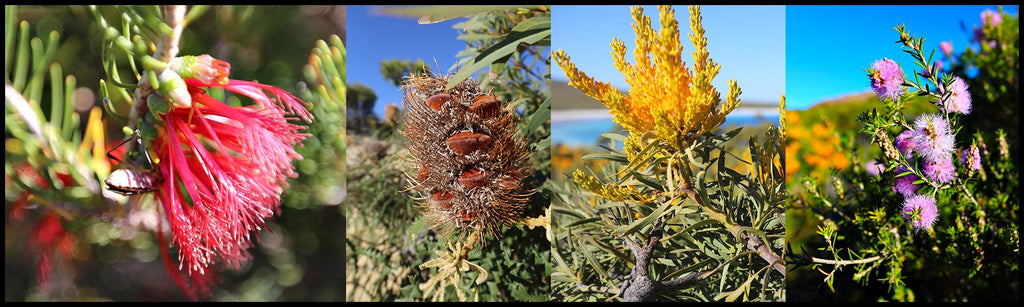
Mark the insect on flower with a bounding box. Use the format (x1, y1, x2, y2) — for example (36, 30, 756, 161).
(104, 129, 160, 195)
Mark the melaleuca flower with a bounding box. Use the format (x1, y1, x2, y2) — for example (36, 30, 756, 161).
(902, 194, 938, 231)
(981, 9, 1003, 27)
(896, 129, 920, 158)
(868, 58, 905, 102)
(961, 145, 982, 171)
(940, 41, 953, 56)
(923, 155, 955, 184)
(866, 160, 884, 177)
(940, 76, 972, 114)
(911, 114, 955, 163)
(892, 166, 921, 197)
(148, 57, 311, 298)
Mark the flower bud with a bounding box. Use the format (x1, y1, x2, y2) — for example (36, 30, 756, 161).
(156, 69, 191, 107)
(170, 54, 231, 85)
(146, 93, 170, 115)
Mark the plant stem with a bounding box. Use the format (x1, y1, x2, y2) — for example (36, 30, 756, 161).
(810, 255, 883, 266)
(126, 5, 185, 153)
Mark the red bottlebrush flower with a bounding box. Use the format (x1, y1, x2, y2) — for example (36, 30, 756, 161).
(27, 214, 76, 294)
(148, 75, 311, 298)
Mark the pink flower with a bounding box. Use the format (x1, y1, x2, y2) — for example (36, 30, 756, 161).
(866, 160, 885, 177)
(911, 114, 955, 163)
(940, 41, 953, 56)
(981, 9, 1002, 27)
(868, 58, 905, 101)
(924, 155, 955, 184)
(150, 72, 311, 298)
(892, 166, 920, 197)
(902, 194, 938, 231)
(896, 129, 920, 158)
(940, 76, 972, 114)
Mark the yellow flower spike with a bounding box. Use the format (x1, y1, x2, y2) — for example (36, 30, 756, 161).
(777, 95, 787, 137)
(555, 5, 741, 154)
(573, 169, 637, 202)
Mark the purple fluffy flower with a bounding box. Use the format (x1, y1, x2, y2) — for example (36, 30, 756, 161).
(892, 166, 921, 197)
(981, 9, 1002, 27)
(896, 129, 920, 158)
(924, 155, 956, 184)
(869, 58, 905, 101)
(866, 160, 885, 177)
(961, 145, 982, 171)
(902, 194, 938, 231)
(941, 76, 972, 114)
(912, 114, 956, 163)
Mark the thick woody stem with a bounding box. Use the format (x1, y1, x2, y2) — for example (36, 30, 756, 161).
(620, 220, 713, 302)
(126, 5, 186, 153)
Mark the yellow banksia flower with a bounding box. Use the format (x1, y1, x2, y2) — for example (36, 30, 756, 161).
(554, 5, 741, 152)
(573, 169, 655, 203)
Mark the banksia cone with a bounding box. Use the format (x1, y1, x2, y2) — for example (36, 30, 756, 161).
(401, 72, 534, 239)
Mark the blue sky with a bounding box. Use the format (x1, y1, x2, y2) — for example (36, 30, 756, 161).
(347, 5, 471, 118)
(787, 5, 1019, 110)
(552, 5, 787, 105)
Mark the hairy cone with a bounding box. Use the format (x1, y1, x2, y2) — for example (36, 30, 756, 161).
(400, 73, 533, 238)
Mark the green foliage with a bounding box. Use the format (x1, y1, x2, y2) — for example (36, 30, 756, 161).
(379, 59, 431, 87)
(786, 14, 1019, 301)
(551, 125, 786, 302)
(346, 82, 378, 135)
(344, 5, 551, 302)
(947, 6, 1019, 159)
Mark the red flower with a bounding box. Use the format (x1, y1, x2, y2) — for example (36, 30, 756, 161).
(27, 214, 76, 294)
(149, 75, 311, 298)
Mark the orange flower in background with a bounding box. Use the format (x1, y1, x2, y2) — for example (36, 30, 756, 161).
(785, 110, 848, 181)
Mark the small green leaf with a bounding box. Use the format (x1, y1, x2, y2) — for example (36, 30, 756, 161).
(526, 97, 550, 133)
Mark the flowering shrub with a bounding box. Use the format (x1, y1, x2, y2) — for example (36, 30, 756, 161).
(343, 6, 551, 302)
(551, 6, 784, 302)
(787, 11, 1018, 301)
(6, 5, 345, 300)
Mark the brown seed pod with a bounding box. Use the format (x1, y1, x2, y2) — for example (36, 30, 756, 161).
(426, 93, 453, 111)
(469, 95, 500, 119)
(416, 165, 430, 182)
(446, 131, 492, 155)
(430, 191, 454, 209)
(457, 167, 488, 189)
(496, 173, 520, 190)
(399, 72, 535, 239)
